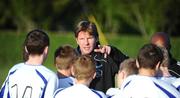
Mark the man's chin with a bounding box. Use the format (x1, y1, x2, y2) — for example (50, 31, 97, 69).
(82, 51, 91, 55)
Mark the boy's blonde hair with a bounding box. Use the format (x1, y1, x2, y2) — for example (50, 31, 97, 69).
(73, 55, 96, 80)
(119, 58, 138, 76)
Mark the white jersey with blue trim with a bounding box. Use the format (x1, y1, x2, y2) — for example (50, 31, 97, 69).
(0, 63, 59, 98)
(54, 84, 107, 98)
(120, 75, 180, 98)
(172, 78, 180, 92)
(57, 73, 75, 89)
(106, 88, 126, 98)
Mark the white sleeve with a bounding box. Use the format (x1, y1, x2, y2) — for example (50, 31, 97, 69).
(44, 74, 59, 98)
(172, 78, 180, 92)
(0, 77, 9, 98)
(106, 88, 121, 97)
(96, 91, 107, 98)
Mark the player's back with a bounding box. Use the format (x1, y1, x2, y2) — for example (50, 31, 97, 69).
(54, 84, 107, 98)
(120, 75, 180, 98)
(0, 63, 58, 98)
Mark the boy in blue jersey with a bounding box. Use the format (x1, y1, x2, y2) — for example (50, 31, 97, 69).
(0, 29, 59, 98)
(54, 55, 107, 98)
(115, 44, 180, 98)
(54, 44, 77, 88)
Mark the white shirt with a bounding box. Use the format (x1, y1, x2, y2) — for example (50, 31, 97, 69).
(172, 78, 180, 92)
(54, 84, 107, 98)
(119, 75, 180, 98)
(157, 76, 177, 84)
(0, 63, 59, 98)
(106, 88, 126, 98)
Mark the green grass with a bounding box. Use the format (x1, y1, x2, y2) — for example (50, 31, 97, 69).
(0, 32, 180, 87)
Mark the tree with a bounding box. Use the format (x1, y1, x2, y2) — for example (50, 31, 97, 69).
(94, 0, 171, 38)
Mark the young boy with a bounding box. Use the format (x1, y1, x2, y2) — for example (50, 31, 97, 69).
(54, 44, 77, 88)
(106, 58, 138, 97)
(116, 44, 180, 98)
(0, 29, 59, 98)
(54, 55, 107, 98)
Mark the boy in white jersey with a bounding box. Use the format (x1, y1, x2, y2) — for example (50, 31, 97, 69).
(114, 44, 180, 98)
(54, 44, 77, 88)
(54, 55, 107, 98)
(106, 58, 138, 97)
(0, 29, 59, 98)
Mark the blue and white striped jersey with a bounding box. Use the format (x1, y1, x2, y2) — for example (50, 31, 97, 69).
(0, 63, 59, 98)
(57, 73, 75, 89)
(54, 84, 107, 98)
(172, 78, 180, 92)
(120, 75, 180, 98)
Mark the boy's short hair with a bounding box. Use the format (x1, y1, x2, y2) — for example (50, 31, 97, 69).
(137, 44, 163, 69)
(73, 55, 96, 80)
(24, 29, 49, 55)
(54, 45, 77, 70)
(119, 58, 138, 76)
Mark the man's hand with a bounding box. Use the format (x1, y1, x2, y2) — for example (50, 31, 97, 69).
(94, 45, 111, 58)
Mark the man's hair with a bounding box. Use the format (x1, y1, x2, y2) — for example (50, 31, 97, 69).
(54, 45, 77, 70)
(73, 55, 96, 80)
(23, 29, 49, 55)
(137, 44, 163, 69)
(150, 32, 171, 50)
(74, 20, 99, 40)
(119, 58, 138, 76)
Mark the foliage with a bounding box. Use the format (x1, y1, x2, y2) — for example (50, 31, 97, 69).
(94, 0, 171, 38)
(0, 0, 180, 36)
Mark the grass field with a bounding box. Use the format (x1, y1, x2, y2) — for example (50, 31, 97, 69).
(0, 32, 180, 87)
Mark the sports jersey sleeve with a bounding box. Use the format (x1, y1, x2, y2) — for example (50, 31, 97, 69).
(172, 78, 180, 92)
(0, 75, 10, 98)
(0, 64, 20, 98)
(44, 74, 59, 98)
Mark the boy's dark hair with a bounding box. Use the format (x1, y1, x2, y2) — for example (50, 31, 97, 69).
(137, 44, 163, 69)
(23, 29, 49, 55)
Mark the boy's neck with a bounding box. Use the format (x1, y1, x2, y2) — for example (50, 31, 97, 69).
(57, 70, 71, 77)
(75, 77, 93, 87)
(138, 68, 156, 77)
(26, 55, 44, 65)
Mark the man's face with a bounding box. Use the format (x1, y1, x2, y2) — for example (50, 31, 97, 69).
(76, 31, 97, 55)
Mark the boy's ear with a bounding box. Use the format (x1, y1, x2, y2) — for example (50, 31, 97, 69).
(25, 46, 28, 53)
(44, 46, 49, 54)
(93, 72, 96, 79)
(71, 66, 75, 76)
(155, 61, 161, 71)
(136, 59, 140, 68)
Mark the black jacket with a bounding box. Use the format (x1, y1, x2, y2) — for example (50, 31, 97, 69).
(75, 45, 128, 93)
(169, 53, 180, 77)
